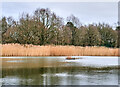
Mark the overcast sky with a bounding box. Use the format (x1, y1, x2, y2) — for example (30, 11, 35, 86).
(2, 2, 118, 27)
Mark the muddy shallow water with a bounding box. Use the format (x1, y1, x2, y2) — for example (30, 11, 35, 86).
(1, 56, 119, 85)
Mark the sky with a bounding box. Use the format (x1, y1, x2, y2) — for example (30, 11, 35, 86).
(1, 2, 118, 28)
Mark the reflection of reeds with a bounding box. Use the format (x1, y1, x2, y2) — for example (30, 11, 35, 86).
(2, 58, 64, 69)
(2, 58, 119, 70)
(1, 44, 119, 56)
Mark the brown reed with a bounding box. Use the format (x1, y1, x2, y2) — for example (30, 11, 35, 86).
(1, 43, 119, 56)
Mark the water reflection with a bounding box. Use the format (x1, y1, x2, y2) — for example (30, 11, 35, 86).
(2, 57, 119, 85)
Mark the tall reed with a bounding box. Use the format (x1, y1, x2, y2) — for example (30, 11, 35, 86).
(1, 43, 119, 56)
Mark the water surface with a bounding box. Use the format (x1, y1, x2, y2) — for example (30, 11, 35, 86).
(1, 56, 119, 85)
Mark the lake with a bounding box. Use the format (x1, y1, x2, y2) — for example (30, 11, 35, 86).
(1, 56, 119, 85)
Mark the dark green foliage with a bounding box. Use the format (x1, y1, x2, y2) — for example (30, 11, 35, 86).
(1, 8, 118, 48)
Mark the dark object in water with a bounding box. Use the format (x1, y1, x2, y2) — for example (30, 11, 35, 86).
(66, 56, 81, 60)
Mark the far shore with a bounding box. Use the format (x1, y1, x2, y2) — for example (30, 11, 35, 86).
(0, 43, 119, 57)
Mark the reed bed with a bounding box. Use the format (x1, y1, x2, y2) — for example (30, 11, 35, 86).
(1, 43, 119, 56)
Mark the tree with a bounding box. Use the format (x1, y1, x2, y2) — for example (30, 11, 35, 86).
(116, 26, 120, 47)
(67, 14, 81, 28)
(17, 13, 45, 45)
(34, 8, 51, 28)
(0, 8, 118, 48)
(66, 22, 77, 45)
(98, 24, 117, 47)
(62, 26, 72, 45)
(1, 17, 7, 34)
(77, 26, 88, 46)
(1, 16, 18, 43)
(34, 8, 63, 45)
(86, 24, 101, 46)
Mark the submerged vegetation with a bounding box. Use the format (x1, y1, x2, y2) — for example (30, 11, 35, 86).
(0, 8, 119, 48)
(1, 44, 118, 56)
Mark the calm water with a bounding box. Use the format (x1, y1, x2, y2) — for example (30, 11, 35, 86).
(1, 56, 119, 85)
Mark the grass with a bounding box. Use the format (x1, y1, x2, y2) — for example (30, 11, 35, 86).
(1, 43, 119, 56)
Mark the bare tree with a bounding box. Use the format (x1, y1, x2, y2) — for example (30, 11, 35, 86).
(67, 14, 81, 28)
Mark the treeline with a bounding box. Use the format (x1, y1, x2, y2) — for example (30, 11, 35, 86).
(0, 8, 119, 47)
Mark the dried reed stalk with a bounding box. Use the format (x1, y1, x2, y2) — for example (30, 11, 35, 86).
(1, 44, 119, 56)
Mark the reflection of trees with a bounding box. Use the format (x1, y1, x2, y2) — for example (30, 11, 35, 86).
(2, 61, 117, 85)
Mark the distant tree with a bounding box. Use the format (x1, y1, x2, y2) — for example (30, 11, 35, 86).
(46, 13, 63, 45)
(67, 14, 81, 28)
(34, 8, 51, 28)
(66, 22, 77, 45)
(0, 20, 1, 43)
(86, 25, 101, 46)
(98, 24, 117, 47)
(1, 16, 18, 43)
(0, 8, 118, 48)
(7, 17, 16, 27)
(17, 13, 45, 45)
(1, 17, 7, 34)
(34, 8, 63, 45)
(62, 26, 72, 45)
(116, 26, 120, 47)
(77, 26, 88, 46)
